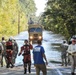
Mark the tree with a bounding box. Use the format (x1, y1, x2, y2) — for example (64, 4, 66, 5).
(0, 0, 36, 38)
(41, 0, 76, 40)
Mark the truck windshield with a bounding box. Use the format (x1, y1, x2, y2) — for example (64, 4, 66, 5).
(29, 28, 42, 32)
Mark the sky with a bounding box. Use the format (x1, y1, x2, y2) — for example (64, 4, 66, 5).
(34, 0, 47, 16)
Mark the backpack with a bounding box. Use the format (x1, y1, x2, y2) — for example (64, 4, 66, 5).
(6, 41, 12, 46)
(6, 41, 13, 50)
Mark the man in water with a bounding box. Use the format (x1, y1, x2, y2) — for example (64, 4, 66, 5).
(33, 40, 48, 75)
(18, 40, 33, 74)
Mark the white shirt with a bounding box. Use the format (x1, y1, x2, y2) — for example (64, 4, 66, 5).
(67, 44, 76, 55)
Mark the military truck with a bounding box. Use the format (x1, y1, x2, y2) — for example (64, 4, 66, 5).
(28, 24, 43, 43)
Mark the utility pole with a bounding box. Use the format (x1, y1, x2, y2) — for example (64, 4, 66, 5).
(18, 11, 20, 34)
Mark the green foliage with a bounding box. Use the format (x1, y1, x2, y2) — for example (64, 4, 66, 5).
(0, 0, 36, 39)
(41, 0, 76, 40)
(19, 0, 36, 18)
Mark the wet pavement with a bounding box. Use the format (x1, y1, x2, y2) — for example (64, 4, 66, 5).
(15, 30, 63, 64)
(0, 64, 73, 75)
(0, 30, 74, 75)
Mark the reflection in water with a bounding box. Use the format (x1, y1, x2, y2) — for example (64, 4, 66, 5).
(14, 30, 64, 65)
(42, 41, 61, 63)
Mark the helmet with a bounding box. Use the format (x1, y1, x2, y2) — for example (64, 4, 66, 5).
(63, 40, 66, 43)
(24, 39, 28, 42)
(9, 36, 13, 41)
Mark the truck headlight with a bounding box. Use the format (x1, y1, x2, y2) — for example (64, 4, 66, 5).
(39, 36, 42, 39)
(30, 36, 33, 39)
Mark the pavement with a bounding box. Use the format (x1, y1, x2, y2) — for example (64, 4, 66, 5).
(0, 65, 38, 75)
(0, 63, 74, 75)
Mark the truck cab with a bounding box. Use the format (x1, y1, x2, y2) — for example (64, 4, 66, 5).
(28, 24, 43, 43)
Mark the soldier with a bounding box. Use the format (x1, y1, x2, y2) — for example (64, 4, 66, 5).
(60, 40, 68, 66)
(0, 42, 4, 67)
(1, 37, 6, 67)
(67, 39, 76, 75)
(12, 40, 18, 64)
(6, 38, 14, 68)
(18, 40, 33, 74)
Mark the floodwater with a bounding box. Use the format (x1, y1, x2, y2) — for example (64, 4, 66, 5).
(14, 30, 65, 65)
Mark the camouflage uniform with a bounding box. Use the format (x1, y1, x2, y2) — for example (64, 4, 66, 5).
(0, 42, 4, 67)
(1, 37, 6, 67)
(12, 40, 18, 64)
(60, 41, 68, 66)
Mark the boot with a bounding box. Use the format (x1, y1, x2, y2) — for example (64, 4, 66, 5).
(10, 62, 14, 68)
(28, 66, 31, 73)
(6, 63, 10, 68)
(24, 68, 27, 74)
(71, 72, 75, 75)
(1, 58, 3, 67)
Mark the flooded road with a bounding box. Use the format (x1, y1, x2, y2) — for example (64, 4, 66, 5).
(0, 30, 72, 75)
(14, 30, 64, 65)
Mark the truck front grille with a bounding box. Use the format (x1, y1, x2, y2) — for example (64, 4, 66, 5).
(33, 34, 38, 37)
